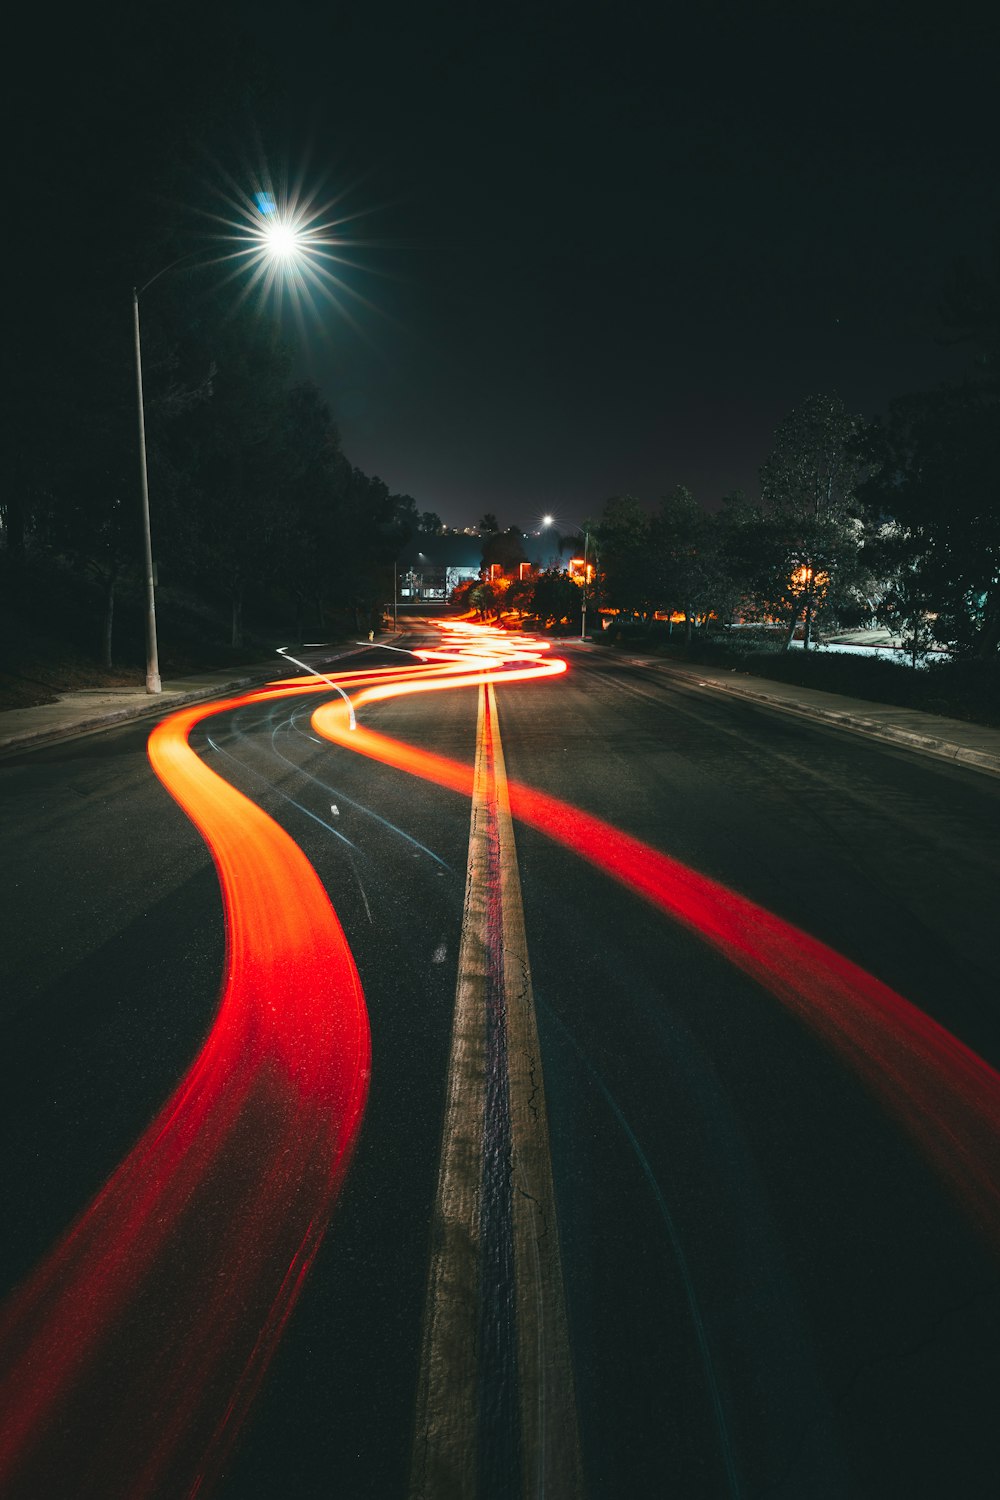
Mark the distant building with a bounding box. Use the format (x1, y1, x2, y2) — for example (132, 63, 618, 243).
(396, 530, 572, 602)
(397, 535, 484, 602)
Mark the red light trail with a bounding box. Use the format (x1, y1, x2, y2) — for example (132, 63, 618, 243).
(0, 687, 370, 1500)
(312, 622, 1000, 1246)
(0, 619, 997, 1498)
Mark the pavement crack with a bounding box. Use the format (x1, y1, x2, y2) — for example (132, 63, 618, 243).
(515, 1184, 550, 1241)
(525, 1056, 541, 1121)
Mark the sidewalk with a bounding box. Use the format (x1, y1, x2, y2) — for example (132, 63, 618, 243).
(610, 649, 1000, 778)
(3, 641, 999, 778)
(0, 642, 376, 759)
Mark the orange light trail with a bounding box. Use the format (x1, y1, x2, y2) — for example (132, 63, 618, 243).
(2, 620, 998, 1499)
(0, 685, 370, 1500)
(0, 631, 559, 1498)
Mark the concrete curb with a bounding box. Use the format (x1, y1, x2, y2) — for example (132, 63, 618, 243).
(648, 663, 1000, 778)
(6, 639, 998, 778)
(0, 674, 263, 757)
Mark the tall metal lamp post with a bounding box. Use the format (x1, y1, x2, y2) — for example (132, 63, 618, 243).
(580, 528, 591, 641)
(132, 286, 161, 691)
(131, 216, 304, 694)
(132, 250, 210, 692)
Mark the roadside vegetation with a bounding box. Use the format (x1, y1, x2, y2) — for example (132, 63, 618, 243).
(2, 6, 997, 730)
(0, 7, 437, 708)
(598, 624, 1000, 729)
(459, 279, 1000, 729)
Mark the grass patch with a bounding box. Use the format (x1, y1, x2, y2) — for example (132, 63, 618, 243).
(0, 554, 287, 711)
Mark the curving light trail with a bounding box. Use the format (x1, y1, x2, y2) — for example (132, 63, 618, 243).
(1, 619, 998, 1500)
(311, 621, 1000, 1246)
(0, 685, 370, 1500)
(0, 637, 555, 1498)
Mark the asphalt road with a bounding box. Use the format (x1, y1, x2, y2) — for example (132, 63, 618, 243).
(1, 632, 999, 1499)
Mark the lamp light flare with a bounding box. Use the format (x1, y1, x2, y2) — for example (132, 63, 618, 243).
(194, 163, 389, 343)
(264, 220, 301, 259)
(216, 176, 380, 333)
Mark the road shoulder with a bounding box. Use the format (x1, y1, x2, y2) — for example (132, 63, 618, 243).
(565, 642, 1000, 778)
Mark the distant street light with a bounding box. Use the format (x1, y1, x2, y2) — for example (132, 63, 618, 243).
(580, 528, 591, 641)
(132, 211, 306, 693)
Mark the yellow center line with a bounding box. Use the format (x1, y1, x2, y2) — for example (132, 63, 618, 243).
(492, 691, 583, 1500)
(410, 682, 582, 1499)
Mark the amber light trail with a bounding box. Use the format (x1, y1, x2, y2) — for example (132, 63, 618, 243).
(0, 633, 561, 1499)
(2, 620, 998, 1500)
(311, 621, 1000, 1247)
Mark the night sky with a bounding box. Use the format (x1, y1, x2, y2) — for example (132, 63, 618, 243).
(24, 1, 1000, 529)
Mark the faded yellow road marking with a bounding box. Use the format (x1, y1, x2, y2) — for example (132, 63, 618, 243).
(410, 682, 582, 1499)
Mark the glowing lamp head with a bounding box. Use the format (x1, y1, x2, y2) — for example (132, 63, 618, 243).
(264, 221, 301, 259)
(542, 514, 554, 527)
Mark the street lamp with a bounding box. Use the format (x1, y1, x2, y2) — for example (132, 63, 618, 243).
(132, 283, 162, 692)
(535, 512, 559, 572)
(131, 214, 305, 693)
(580, 528, 591, 641)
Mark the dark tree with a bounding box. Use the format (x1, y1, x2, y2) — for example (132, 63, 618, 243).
(346, 472, 399, 632)
(862, 521, 938, 667)
(482, 526, 528, 574)
(182, 311, 292, 645)
(593, 496, 655, 619)
(389, 495, 421, 551)
(269, 382, 348, 639)
(528, 569, 582, 628)
(707, 490, 757, 630)
(758, 394, 873, 648)
(862, 383, 1000, 657)
(652, 486, 712, 643)
(469, 581, 499, 618)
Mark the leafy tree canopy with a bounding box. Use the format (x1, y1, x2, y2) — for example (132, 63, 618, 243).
(756, 393, 874, 647)
(861, 381, 1000, 657)
(482, 526, 527, 572)
(594, 495, 657, 617)
(529, 568, 582, 628)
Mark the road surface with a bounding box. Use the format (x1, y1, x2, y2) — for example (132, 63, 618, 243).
(1, 621, 998, 1499)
